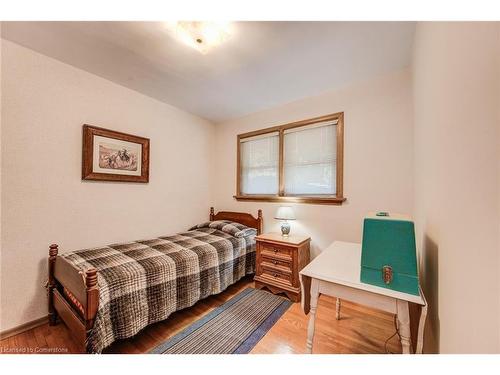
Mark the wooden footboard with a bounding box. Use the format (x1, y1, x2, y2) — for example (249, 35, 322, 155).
(48, 244, 99, 352)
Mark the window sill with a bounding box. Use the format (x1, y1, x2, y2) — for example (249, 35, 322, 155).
(233, 195, 346, 205)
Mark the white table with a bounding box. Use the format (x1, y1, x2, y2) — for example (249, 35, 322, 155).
(300, 241, 427, 354)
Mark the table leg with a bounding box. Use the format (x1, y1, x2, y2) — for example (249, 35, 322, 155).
(396, 300, 412, 354)
(300, 274, 311, 315)
(306, 279, 320, 354)
(415, 289, 428, 354)
(336, 298, 341, 320)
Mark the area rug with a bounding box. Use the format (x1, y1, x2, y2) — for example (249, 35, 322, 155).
(149, 288, 292, 354)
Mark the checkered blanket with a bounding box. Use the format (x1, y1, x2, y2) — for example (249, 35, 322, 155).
(60, 221, 256, 353)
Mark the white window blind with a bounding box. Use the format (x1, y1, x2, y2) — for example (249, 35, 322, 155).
(283, 121, 337, 195)
(240, 132, 279, 195)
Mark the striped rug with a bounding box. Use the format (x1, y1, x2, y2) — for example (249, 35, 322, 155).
(149, 288, 292, 354)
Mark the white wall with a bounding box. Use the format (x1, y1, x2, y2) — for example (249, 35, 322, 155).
(0, 25, 3, 322)
(213, 69, 414, 258)
(412, 22, 500, 353)
(497, 24, 500, 349)
(0, 40, 215, 332)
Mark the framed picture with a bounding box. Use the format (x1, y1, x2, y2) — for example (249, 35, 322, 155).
(82, 124, 150, 183)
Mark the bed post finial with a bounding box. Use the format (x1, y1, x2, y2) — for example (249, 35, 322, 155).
(49, 244, 59, 257)
(48, 244, 59, 325)
(210, 207, 215, 221)
(257, 209, 263, 235)
(85, 268, 98, 289)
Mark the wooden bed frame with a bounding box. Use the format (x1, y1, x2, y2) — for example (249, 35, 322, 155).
(47, 207, 262, 352)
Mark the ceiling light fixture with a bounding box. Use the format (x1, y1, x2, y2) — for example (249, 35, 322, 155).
(174, 21, 231, 54)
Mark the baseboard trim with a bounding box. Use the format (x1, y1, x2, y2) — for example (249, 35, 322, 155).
(0, 316, 48, 340)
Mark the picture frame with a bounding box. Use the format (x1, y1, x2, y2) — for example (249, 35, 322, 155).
(82, 124, 150, 183)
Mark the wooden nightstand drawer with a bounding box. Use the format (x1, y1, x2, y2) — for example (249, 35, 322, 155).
(261, 266, 293, 286)
(260, 243, 292, 258)
(261, 255, 292, 271)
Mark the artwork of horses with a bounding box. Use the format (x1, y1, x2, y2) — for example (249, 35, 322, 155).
(82, 125, 150, 182)
(98, 143, 138, 171)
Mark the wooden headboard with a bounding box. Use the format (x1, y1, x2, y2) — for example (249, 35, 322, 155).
(210, 207, 263, 235)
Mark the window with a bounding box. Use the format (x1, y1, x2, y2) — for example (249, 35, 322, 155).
(235, 113, 345, 205)
(284, 121, 336, 195)
(240, 132, 279, 195)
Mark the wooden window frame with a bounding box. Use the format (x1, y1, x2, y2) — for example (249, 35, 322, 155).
(234, 112, 346, 205)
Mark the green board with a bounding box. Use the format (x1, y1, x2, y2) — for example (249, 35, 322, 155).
(361, 215, 419, 295)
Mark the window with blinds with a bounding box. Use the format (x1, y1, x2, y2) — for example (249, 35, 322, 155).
(284, 120, 337, 195)
(239, 132, 279, 194)
(236, 113, 344, 204)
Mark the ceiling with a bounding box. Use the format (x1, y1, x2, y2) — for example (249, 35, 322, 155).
(1, 22, 415, 123)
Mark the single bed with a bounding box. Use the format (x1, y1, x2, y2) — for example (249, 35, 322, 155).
(47, 207, 262, 353)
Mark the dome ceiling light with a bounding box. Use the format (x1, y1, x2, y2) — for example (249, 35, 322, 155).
(174, 21, 231, 54)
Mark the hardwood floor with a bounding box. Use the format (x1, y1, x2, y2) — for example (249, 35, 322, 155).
(0, 276, 401, 354)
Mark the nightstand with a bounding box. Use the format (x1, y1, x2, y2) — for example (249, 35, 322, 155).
(254, 233, 311, 302)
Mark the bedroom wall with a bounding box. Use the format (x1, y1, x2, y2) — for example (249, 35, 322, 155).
(213, 69, 414, 258)
(0, 25, 3, 315)
(0, 40, 215, 332)
(412, 22, 500, 353)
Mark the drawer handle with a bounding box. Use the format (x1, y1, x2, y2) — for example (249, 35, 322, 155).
(272, 260, 278, 265)
(274, 248, 279, 253)
(273, 273, 278, 277)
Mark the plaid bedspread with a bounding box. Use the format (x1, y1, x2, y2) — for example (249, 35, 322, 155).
(60, 221, 256, 353)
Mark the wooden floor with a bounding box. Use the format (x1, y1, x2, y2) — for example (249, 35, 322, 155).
(0, 276, 401, 354)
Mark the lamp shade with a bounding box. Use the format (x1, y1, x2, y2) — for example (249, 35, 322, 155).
(274, 206, 296, 221)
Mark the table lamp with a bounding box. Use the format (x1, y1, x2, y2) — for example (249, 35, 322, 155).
(274, 206, 296, 237)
